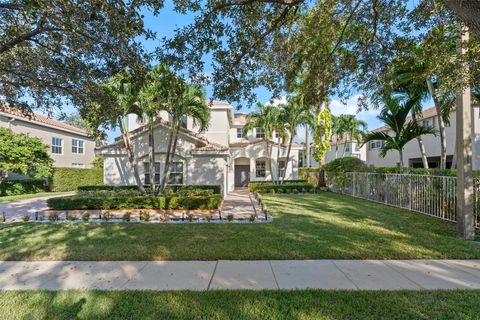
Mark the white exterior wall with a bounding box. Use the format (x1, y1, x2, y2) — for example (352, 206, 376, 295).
(324, 141, 367, 164)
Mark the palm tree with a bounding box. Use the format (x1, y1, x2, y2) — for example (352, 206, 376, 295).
(362, 96, 436, 168)
(157, 83, 210, 194)
(83, 72, 147, 194)
(139, 65, 176, 192)
(279, 95, 311, 183)
(385, 44, 455, 169)
(243, 103, 279, 183)
(335, 114, 367, 157)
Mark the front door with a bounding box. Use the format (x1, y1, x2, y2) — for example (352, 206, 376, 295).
(234, 165, 250, 188)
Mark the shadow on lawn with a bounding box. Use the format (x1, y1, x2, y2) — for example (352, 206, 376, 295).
(0, 192, 479, 260)
(3, 290, 480, 319)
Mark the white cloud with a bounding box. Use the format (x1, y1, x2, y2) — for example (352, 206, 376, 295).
(329, 94, 382, 131)
(266, 96, 288, 106)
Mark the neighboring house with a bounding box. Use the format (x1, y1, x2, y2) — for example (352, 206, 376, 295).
(300, 137, 367, 168)
(0, 106, 96, 169)
(97, 101, 302, 195)
(301, 106, 480, 169)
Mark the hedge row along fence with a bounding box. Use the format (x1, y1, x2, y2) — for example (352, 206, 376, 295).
(50, 167, 103, 192)
(248, 181, 315, 193)
(0, 179, 48, 196)
(47, 194, 222, 210)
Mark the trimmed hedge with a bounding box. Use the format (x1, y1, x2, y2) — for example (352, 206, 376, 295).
(78, 185, 138, 192)
(51, 167, 103, 192)
(164, 184, 221, 194)
(47, 194, 222, 210)
(0, 179, 48, 196)
(248, 182, 315, 193)
(78, 184, 222, 194)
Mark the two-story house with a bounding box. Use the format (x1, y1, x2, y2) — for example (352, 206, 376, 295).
(0, 106, 96, 168)
(97, 101, 302, 195)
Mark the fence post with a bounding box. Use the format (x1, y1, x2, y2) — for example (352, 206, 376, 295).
(409, 175, 412, 210)
(353, 173, 356, 197)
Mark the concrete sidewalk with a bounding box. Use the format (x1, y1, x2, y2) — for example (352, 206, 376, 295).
(1, 260, 479, 291)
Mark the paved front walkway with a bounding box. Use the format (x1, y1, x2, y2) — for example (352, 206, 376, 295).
(221, 189, 257, 219)
(1, 260, 479, 291)
(0, 193, 74, 220)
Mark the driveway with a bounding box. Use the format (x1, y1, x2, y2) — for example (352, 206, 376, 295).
(0, 193, 74, 220)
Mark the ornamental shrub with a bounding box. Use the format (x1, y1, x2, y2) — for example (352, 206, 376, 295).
(0, 179, 48, 196)
(248, 182, 314, 194)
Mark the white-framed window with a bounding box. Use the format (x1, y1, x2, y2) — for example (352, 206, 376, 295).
(256, 160, 266, 178)
(370, 140, 384, 149)
(71, 163, 85, 168)
(345, 143, 351, 153)
(237, 128, 243, 138)
(422, 118, 434, 128)
(256, 128, 265, 139)
(72, 139, 84, 154)
(168, 162, 184, 184)
(279, 160, 286, 178)
(144, 162, 160, 185)
(51, 137, 63, 154)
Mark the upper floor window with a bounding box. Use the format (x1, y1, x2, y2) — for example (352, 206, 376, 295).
(370, 140, 385, 149)
(345, 143, 351, 153)
(181, 116, 188, 129)
(256, 160, 266, 178)
(51, 137, 63, 154)
(72, 139, 84, 154)
(422, 118, 434, 128)
(256, 128, 265, 139)
(237, 128, 243, 138)
(275, 131, 281, 139)
(144, 162, 160, 185)
(168, 162, 184, 184)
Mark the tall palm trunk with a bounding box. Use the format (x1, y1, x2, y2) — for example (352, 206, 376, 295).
(411, 111, 429, 168)
(120, 117, 146, 194)
(160, 127, 180, 193)
(275, 136, 281, 184)
(427, 79, 447, 169)
(399, 150, 404, 168)
(282, 135, 294, 184)
(305, 126, 311, 167)
(158, 126, 175, 194)
(148, 120, 156, 193)
(266, 139, 274, 183)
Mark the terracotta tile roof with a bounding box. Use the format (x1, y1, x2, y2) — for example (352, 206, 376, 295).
(99, 117, 228, 152)
(233, 113, 248, 125)
(0, 106, 89, 136)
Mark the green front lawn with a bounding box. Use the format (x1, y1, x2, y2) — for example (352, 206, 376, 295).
(1, 290, 479, 319)
(0, 193, 479, 260)
(0, 191, 72, 203)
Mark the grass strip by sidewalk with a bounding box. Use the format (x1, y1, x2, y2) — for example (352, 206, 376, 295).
(0, 193, 479, 260)
(0, 290, 479, 319)
(0, 192, 72, 203)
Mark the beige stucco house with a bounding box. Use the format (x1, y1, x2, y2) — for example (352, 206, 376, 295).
(0, 107, 96, 168)
(309, 106, 480, 169)
(97, 101, 302, 195)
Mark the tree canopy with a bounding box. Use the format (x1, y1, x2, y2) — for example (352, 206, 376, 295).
(0, 0, 163, 112)
(0, 127, 53, 180)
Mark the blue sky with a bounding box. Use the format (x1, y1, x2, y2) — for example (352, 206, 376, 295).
(47, 1, 431, 141)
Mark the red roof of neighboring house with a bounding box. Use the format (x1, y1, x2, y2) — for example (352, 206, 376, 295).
(233, 113, 248, 125)
(0, 106, 89, 136)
